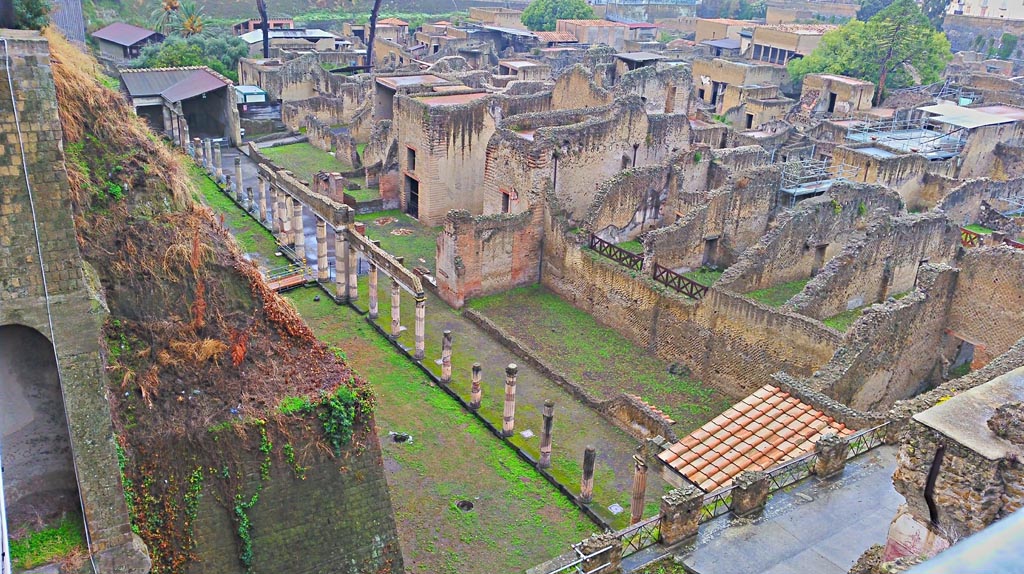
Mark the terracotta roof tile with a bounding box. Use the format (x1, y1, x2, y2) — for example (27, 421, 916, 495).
(658, 383, 854, 491)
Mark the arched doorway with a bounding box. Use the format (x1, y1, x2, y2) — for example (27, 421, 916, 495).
(0, 325, 80, 539)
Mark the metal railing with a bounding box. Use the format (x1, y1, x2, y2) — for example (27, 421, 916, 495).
(699, 486, 734, 523)
(543, 544, 615, 574)
(845, 423, 890, 459)
(765, 451, 818, 492)
(619, 514, 662, 557)
(589, 234, 643, 272)
(653, 263, 709, 300)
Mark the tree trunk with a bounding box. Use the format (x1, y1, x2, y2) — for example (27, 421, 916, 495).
(875, 68, 888, 106)
(257, 0, 270, 58)
(365, 0, 382, 70)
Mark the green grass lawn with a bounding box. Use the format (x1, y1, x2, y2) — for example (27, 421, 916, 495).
(347, 187, 381, 202)
(287, 288, 594, 573)
(822, 306, 864, 332)
(963, 223, 994, 234)
(616, 239, 643, 253)
(10, 513, 86, 570)
(356, 209, 441, 269)
(746, 278, 810, 307)
(683, 267, 724, 287)
(191, 166, 288, 269)
(467, 284, 733, 428)
(261, 142, 351, 180)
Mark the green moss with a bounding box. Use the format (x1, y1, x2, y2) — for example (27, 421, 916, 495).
(261, 142, 350, 179)
(356, 143, 367, 159)
(616, 239, 643, 253)
(346, 187, 381, 202)
(355, 209, 441, 269)
(747, 279, 810, 307)
(963, 223, 995, 235)
(682, 266, 723, 287)
(822, 306, 864, 332)
(10, 514, 87, 570)
(949, 362, 971, 379)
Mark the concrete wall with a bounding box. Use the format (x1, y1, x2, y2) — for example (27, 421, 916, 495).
(0, 31, 148, 572)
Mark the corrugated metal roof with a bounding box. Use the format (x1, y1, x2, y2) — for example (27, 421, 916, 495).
(702, 38, 742, 49)
(238, 28, 337, 44)
(920, 103, 1017, 129)
(161, 69, 230, 102)
(92, 22, 160, 46)
(615, 51, 665, 62)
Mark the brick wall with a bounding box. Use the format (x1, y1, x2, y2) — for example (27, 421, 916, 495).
(0, 31, 148, 571)
(946, 246, 1024, 359)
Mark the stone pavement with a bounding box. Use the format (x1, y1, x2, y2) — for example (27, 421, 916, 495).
(680, 446, 901, 574)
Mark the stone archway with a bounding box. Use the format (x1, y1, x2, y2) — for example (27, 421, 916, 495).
(0, 325, 80, 532)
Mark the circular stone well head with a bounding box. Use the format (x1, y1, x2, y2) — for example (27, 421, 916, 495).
(456, 500, 474, 512)
(392, 432, 411, 443)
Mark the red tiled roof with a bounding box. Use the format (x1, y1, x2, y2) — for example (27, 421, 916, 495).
(659, 384, 853, 492)
(558, 19, 630, 27)
(535, 31, 579, 43)
(378, 18, 409, 26)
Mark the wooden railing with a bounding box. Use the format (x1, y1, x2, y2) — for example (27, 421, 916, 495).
(589, 234, 643, 272)
(653, 263, 709, 300)
(960, 227, 982, 248)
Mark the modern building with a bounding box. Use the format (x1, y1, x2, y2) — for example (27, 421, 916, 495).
(232, 18, 295, 36)
(748, 24, 835, 65)
(91, 23, 164, 62)
(238, 28, 340, 55)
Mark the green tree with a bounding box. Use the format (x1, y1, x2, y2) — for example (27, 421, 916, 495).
(133, 35, 248, 82)
(521, 0, 595, 32)
(788, 0, 951, 105)
(997, 33, 1019, 59)
(12, 0, 50, 29)
(856, 0, 890, 21)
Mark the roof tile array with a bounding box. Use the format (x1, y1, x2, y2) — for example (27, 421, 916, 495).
(535, 31, 579, 43)
(659, 384, 853, 492)
(92, 22, 160, 47)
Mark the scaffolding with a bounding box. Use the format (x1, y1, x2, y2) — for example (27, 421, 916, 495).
(846, 116, 968, 159)
(779, 159, 860, 206)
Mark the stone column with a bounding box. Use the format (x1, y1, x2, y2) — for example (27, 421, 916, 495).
(440, 330, 452, 383)
(660, 486, 704, 545)
(347, 245, 359, 302)
(234, 157, 244, 199)
(580, 446, 597, 504)
(214, 145, 224, 182)
(502, 364, 518, 437)
(244, 187, 253, 211)
(813, 433, 849, 478)
(225, 175, 233, 198)
(204, 139, 213, 171)
(269, 187, 280, 234)
(413, 296, 426, 360)
(469, 363, 482, 409)
(368, 263, 379, 319)
(335, 229, 348, 301)
(256, 176, 267, 223)
(730, 471, 770, 517)
(193, 137, 203, 162)
(280, 193, 293, 244)
(630, 454, 648, 525)
(292, 198, 305, 261)
(579, 533, 622, 574)
(390, 279, 401, 339)
(539, 399, 554, 469)
(317, 219, 329, 281)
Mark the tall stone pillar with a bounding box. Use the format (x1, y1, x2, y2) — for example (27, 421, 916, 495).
(244, 187, 254, 211)
(292, 198, 305, 261)
(335, 229, 348, 301)
(813, 433, 849, 478)
(256, 176, 267, 223)
(440, 330, 452, 383)
(502, 364, 518, 437)
(204, 138, 213, 171)
(469, 363, 482, 409)
(390, 280, 401, 339)
(580, 446, 597, 503)
(660, 486, 704, 545)
(281, 194, 293, 245)
(234, 157, 244, 199)
(347, 245, 359, 302)
(413, 296, 426, 360)
(368, 263, 379, 319)
(539, 400, 554, 469)
(630, 454, 648, 525)
(214, 144, 224, 182)
(730, 471, 770, 517)
(316, 220, 329, 281)
(193, 137, 203, 162)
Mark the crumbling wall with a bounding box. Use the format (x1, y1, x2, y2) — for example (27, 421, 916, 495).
(812, 265, 959, 411)
(435, 208, 544, 308)
(585, 163, 675, 243)
(613, 64, 692, 116)
(281, 87, 373, 140)
(787, 213, 961, 320)
(550, 64, 612, 110)
(716, 182, 903, 294)
(946, 247, 1024, 363)
(833, 145, 957, 211)
(937, 176, 1024, 227)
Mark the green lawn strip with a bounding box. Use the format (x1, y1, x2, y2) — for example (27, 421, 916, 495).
(346, 187, 381, 202)
(746, 278, 810, 307)
(962, 223, 995, 235)
(466, 285, 733, 429)
(191, 167, 289, 268)
(635, 557, 690, 574)
(362, 277, 639, 529)
(355, 209, 441, 269)
(616, 239, 643, 253)
(822, 306, 864, 332)
(261, 142, 351, 181)
(682, 267, 724, 287)
(10, 514, 86, 570)
(356, 143, 367, 160)
(285, 287, 594, 572)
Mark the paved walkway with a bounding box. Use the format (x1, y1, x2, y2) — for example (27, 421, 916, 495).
(680, 446, 902, 574)
(213, 148, 668, 528)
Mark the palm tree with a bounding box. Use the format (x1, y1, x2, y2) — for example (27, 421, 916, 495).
(151, 0, 181, 34)
(169, 1, 206, 37)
